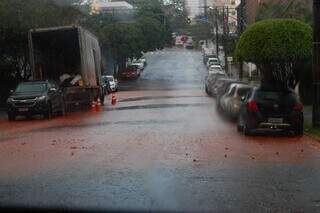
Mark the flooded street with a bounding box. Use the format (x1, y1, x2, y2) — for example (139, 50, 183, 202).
(0, 48, 320, 212)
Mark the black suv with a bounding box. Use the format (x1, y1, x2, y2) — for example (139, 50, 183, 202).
(7, 81, 65, 121)
(237, 86, 304, 136)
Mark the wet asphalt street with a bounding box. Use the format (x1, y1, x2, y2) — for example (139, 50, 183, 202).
(0, 48, 320, 212)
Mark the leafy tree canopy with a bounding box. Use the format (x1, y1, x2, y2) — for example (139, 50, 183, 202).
(236, 19, 312, 88)
(236, 19, 312, 63)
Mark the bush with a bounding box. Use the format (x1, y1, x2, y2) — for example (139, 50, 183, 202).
(236, 19, 312, 63)
(235, 19, 312, 88)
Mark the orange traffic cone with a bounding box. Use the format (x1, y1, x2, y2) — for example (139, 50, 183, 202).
(111, 93, 117, 106)
(96, 98, 102, 111)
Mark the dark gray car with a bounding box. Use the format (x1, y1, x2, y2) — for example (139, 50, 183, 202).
(6, 81, 65, 121)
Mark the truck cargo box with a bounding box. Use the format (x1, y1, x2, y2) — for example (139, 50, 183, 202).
(29, 26, 105, 110)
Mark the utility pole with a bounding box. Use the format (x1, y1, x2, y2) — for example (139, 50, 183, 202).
(313, 0, 320, 127)
(238, 0, 246, 81)
(215, 7, 219, 56)
(224, 6, 230, 76)
(204, 0, 208, 47)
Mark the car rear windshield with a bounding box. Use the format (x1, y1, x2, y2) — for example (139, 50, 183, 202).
(237, 87, 251, 97)
(254, 90, 297, 103)
(15, 83, 47, 93)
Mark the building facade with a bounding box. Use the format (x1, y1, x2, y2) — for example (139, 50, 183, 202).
(185, 0, 202, 18)
(243, 0, 312, 25)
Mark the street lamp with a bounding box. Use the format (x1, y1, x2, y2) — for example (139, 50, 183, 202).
(313, 0, 320, 127)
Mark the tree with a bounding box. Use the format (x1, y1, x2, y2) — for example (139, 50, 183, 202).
(236, 19, 312, 88)
(99, 22, 145, 68)
(0, 0, 82, 104)
(136, 17, 167, 51)
(163, 0, 189, 31)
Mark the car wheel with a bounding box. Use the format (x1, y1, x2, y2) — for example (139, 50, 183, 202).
(243, 119, 253, 136)
(294, 123, 303, 136)
(60, 102, 66, 116)
(237, 116, 243, 132)
(44, 103, 52, 119)
(100, 94, 105, 106)
(8, 112, 16, 121)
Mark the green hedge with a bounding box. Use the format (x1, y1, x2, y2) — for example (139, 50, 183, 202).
(236, 19, 312, 63)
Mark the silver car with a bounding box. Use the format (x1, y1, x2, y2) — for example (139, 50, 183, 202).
(219, 83, 252, 118)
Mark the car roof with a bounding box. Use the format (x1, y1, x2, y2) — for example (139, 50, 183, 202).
(229, 83, 251, 88)
(216, 78, 236, 83)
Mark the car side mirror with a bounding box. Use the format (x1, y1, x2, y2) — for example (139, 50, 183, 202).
(241, 96, 245, 102)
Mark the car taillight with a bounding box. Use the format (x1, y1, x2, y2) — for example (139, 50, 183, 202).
(247, 101, 258, 111)
(293, 103, 303, 111)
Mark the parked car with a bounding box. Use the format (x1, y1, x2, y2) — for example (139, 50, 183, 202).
(208, 65, 223, 75)
(175, 36, 184, 47)
(206, 57, 220, 68)
(139, 56, 147, 67)
(131, 61, 144, 71)
(212, 78, 233, 97)
(219, 83, 252, 118)
(205, 73, 228, 95)
(101, 76, 111, 94)
(185, 42, 193, 49)
(203, 53, 217, 65)
(237, 86, 304, 136)
(120, 65, 140, 79)
(6, 81, 65, 121)
(106, 75, 118, 92)
(102, 75, 118, 93)
(215, 79, 242, 108)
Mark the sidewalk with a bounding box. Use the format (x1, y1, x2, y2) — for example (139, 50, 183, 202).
(304, 105, 312, 124)
(302, 105, 320, 140)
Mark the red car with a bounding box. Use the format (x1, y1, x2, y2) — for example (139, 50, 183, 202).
(120, 65, 140, 79)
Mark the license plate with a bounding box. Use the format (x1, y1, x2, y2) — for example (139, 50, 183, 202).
(268, 118, 283, 123)
(18, 108, 29, 112)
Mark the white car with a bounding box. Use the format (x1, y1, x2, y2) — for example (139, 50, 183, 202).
(139, 57, 147, 66)
(131, 58, 145, 71)
(106, 75, 118, 92)
(208, 65, 224, 75)
(206, 57, 220, 68)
